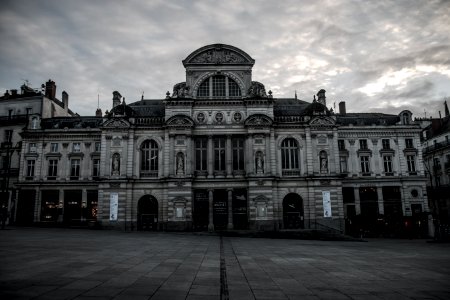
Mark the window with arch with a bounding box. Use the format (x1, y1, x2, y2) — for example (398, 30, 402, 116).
(141, 140, 158, 177)
(196, 75, 242, 99)
(281, 138, 299, 175)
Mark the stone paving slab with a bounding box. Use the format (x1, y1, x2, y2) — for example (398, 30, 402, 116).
(0, 227, 449, 299)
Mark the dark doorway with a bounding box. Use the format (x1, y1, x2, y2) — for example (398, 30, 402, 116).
(283, 193, 304, 229)
(213, 189, 228, 230)
(137, 195, 158, 230)
(411, 204, 427, 238)
(64, 190, 82, 225)
(193, 190, 209, 231)
(16, 190, 36, 225)
(41, 190, 59, 223)
(359, 187, 379, 236)
(85, 190, 98, 222)
(233, 189, 248, 229)
(383, 186, 403, 236)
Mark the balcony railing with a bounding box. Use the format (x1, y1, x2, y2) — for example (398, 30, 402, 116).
(424, 140, 450, 154)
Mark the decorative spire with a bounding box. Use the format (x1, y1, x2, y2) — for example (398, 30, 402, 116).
(445, 100, 449, 117)
(313, 95, 316, 102)
(294, 90, 297, 100)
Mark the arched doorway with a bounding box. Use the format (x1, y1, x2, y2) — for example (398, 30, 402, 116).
(137, 195, 158, 231)
(283, 193, 304, 229)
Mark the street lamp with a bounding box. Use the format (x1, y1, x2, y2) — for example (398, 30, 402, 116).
(1, 141, 21, 225)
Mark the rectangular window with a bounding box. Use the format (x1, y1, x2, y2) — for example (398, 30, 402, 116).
(405, 138, 414, 148)
(50, 143, 58, 153)
(383, 156, 393, 173)
(48, 159, 58, 178)
(382, 139, 390, 150)
(359, 139, 368, 150)
(8, 109, 13, 118)
(407, 155, 416, 173)
(27, 160, 35, 177)
(4, 130, 13, 143)
(93, 159, 100, 177)
(339, 156, 347, 173)
(29, 143, 37, 153)
(72, 142, 81, 152)
(214, 137, 226, 171)
(232, 138, 245, 171)
(71, 159, 80, 178)
(195, 138, 207, 171)
(1, 156, 9, 170)
(338, 140, 345, 150)
(94, 142, 101, 152)
(360, 156, 370, 173)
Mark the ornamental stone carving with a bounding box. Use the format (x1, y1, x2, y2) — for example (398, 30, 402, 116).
(190, 49, 247, 64)
(247, 81, 267, 98)
(172, 82, 191, 98)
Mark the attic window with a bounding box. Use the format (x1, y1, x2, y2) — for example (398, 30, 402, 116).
(197, 75, 241, 99)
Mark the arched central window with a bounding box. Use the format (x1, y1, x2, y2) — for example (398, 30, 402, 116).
(281, 138, 299, 175)
(141, 140, 158, 177)
(197, 75, 242, 99)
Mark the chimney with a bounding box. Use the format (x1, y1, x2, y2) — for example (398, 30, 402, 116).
(95, 108, 102, 117)
(45, 80, 56, 99)
(445, 101, 449, 117)
(317, 89, 326, 106)
(11, 89, 18, 97)
(112, 91, 122, 108)
(339, 101, 346, 115)
(62, 91, 69, 112)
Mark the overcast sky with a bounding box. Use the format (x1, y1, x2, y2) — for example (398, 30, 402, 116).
(1, 0, 449, 118)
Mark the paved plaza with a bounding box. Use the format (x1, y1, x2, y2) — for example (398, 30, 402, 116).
(0, 228, 449, 300)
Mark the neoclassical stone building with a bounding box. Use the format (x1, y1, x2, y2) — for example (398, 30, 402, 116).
(15, 44, 429, 235)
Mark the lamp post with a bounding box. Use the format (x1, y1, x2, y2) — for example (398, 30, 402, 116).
(1, 141, 20, 226)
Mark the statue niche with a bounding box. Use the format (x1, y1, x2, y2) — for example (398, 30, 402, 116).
(112, 153, 120, 176)
(176, 152, 185, 175)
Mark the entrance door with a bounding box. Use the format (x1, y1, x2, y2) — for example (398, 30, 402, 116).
(233, 189, 248, 229)
(283, 193, 304, 229)
(64, 190, 82, 225)
(16, 190, 36, 225)
(137, 195, 158, 230)
(213, 190, 228, 230)
(193, 190, 209, 231)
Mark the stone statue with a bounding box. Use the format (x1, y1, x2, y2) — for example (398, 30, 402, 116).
(256, 152, 264, 173)
(176, 153, 184, 175)
(112, 153, 120, 175)
(321, 156, 328, 172)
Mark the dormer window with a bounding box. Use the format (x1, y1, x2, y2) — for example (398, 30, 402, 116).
(196, 75, 241, 99)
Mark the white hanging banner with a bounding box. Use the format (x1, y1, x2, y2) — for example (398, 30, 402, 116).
(110, 193, 118, 221)
(322, 191, 332, 217)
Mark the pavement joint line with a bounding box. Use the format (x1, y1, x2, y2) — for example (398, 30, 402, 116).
(220, 235, 229, 300)
(184, 236, 214, 300)
(226, 237, 256, 300)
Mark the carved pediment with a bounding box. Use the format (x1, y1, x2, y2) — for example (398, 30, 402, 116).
(166, 115, 195, 127)
(103, 118, 130, 128)
(244, 114, 273, 127)
(183, 44, 255, 66)
(309, 117, 335, 127)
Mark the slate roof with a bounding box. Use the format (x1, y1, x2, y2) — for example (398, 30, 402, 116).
(336, 113, 399, 126)
(41, 117, 103, 129)
(128, 100, 165, 117)
(273, 98, 310, 116)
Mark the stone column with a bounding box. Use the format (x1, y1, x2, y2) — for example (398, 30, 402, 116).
(227, 188, 233, 230)
(354, 186, 361, 215)
(305, 128, 313, 175)
(246, 134, 253, 175)
(265, 133, 270, 174)
(226, 135, 232, 177)
(270, 129, 276, 176)
(186, 135, 192, 176)
(377, 186, 384, 215)
(169, 134, 174, 176)
(207, 135, 213, 178)
(82, 188, 87, 221)
(333, 129, 339, 174)
(208, 189, 214, 232)
(164, 131, 170, 177)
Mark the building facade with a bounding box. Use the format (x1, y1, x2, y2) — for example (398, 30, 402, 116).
(14, 44, 429, 236)
(1, 80, 74, 224)
(421, 106, 450, 237)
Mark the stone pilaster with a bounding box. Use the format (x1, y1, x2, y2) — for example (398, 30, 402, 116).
(227, 188, 233, 230)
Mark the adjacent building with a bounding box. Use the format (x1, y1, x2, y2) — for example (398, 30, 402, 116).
(12, 44, 429, 236)
(0, 80, 75, 224)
